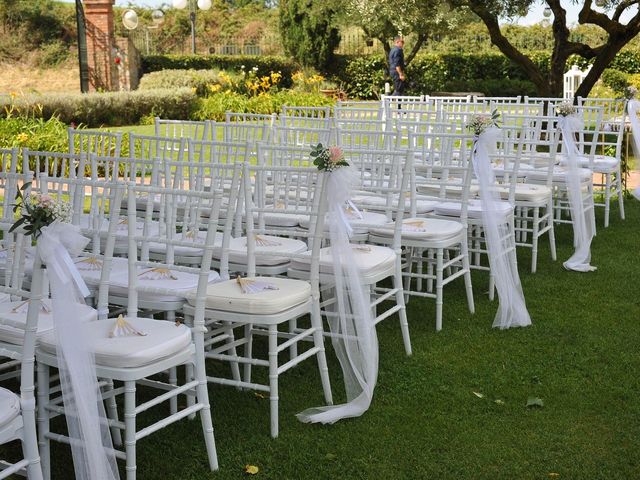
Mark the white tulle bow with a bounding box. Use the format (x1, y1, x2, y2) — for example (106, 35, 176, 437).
(297, 166, 378, 424)
(557, 115, 597, 272)
(38, 222, 119, 480)
(627, 100, 640, 201)
(472, 128, 532, 329)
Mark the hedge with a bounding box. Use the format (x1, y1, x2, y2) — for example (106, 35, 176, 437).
(141, 55, 297, 88)
(331, 50, 640, 99)
(0, 89, 199, 127)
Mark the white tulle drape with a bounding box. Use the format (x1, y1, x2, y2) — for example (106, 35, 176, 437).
(38, 223, 119, 480)
(557, 115, 597, 272)
(472, 128, 531, 329)
(626, 100, 640, 201)
(297, 167, 378, 423)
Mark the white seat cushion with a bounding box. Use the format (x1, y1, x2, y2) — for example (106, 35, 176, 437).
(434, 199, 513, 219)
(570, 154, 619, 172)
(523, 165, 592, 182)
(0, 387, 20, 426)
(39, 318, 192, 369)
(220, 235, 308, 266)
(0, 299, 96, 346)
(108, 268, 220, 303)
(148, 231, 223, 259)
(370, 217, 464, 241)
(186, 276, 310, 315)
(298, 209, 388, 235)
(289, 244, 396, 283)
(351, 193, 437, 214)
(503, 184, 551, 202)
(75, 256, 128, 287)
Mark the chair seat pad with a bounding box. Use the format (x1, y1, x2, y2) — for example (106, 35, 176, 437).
(75, 256, 128, 286)
(289, 244, 396, 283)
(108, 268, 220, 303)
(370, 217, 464, 241)
(571, 154, 619, 172)
(0, 299, 96, 346)
(523, 165, 592, 182)
(39, 318, 192, 369)
(509, 184, 551, 202)
(351, 193, 437, 214)
(299, 210, 388, 235)
(0, 387, 20, 426)
(220, 235, 308, 266)
(148, 231, 223, 258)
(434, 200, 513, 219)
(186, 276, 310, 315)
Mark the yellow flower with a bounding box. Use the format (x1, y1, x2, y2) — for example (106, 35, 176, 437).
(270, 72, 282, 84)
(244, 464, 259, 475)
(16, 133, 28, 143)
(208, 84, 222, 93)
(292, 71, 304, 83)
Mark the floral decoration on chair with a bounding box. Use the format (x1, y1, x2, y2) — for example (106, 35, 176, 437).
(310, 144, 349, 172)
(10, 182, 72, 238)
(555, 101, 578, 117)
(466, 109, 501, 136)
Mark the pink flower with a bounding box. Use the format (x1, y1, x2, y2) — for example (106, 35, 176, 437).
(328, 146, 344, 164)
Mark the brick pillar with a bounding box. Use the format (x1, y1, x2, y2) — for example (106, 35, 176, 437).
(83, 0, 117, 92)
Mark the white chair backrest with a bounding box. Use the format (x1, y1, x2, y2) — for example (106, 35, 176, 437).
(225, 112, 277, 126)
(272, 125, 332, 147)
(154, 118, 210, 142)
(68, 128, 122, 158)
(281, 105, 331, 119)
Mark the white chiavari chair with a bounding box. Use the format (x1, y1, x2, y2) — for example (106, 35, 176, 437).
(153, 118, 210, 142)
(0, 228, 43, 480)
(37, 181, 220, 480)
(184, 162, 333, 438)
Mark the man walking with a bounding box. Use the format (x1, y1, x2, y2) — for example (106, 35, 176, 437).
(389, 36, 406, 96)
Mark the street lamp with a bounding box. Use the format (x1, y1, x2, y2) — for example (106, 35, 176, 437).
(173, 0, 212, 54)
(122, 9, 165, 55)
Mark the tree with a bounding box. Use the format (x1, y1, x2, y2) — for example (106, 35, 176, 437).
(346, 0, 475, 65)
(448, 0, 640, 97)
(279, 0, 341, 70)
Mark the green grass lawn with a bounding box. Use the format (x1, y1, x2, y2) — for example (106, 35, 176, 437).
(2, 200, 639, 480)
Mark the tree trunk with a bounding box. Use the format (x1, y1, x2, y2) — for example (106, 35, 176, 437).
(575, 39, 626, 99)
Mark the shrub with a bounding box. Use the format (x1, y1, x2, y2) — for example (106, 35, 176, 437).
(333, 53, 553, 99)
(0, 89, 200, 127)
(0, 114, 70, 155)
(195, 91, 334, 121)
(139, 69, 222, 96)
(38, 40, 70, 67)
(141, 55, 297, 88)
(601, 69, 629, 95)
(279, 0, 341, 70)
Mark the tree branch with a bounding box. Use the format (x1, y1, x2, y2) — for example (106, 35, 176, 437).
(405, 33, 426, 65)
(466, 1, 549, 94)
(613, 0, 639, 22)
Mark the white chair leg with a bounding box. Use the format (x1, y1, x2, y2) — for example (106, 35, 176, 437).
(185, 363, 197, 420)
(311, 299, 333, 405)
(223, 321, 241, 384)
(268, 325, 279, 438)
(604, 173, 612, 228)
(103, 378, 123, 446)
(192, 347, 218, 473)
(23, 383, 43, 480)
(435, 249, 444, 331)
(616, 166, 625, 220)
(393, 260, 411, 356)
(461, 239, 475, 315)
(168, 367, 178, 415)
(243, 323, 253, 384)
(124, 381, 137, 480)
(36, 362, 51, 480)
(288, 318, 298, 361)
(531, 207, 540, 273)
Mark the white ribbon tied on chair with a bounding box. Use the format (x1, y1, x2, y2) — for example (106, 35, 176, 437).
(472, 128, 532, 329)
(558, 115, 597, 272)
(297, 166, 378, 424)
(38, 223, 119, 480)
(626, 100, 640, 201)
